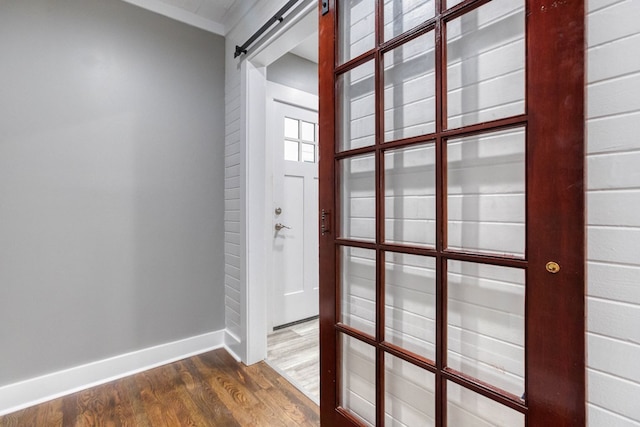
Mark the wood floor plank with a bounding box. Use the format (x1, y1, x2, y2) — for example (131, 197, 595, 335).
(61, 387, 81, 426)
(34, 399, 64, 427)
(118, 375, 151, 427)
(194, 354, 263, 425)
(178, 359, 240, 427)
(190, 356, 257, 426)
(0, 349, 319, 427)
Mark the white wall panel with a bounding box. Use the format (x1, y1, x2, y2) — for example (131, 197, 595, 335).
(447, 261, 525, 396)
(587, 298, 640, 344)
(589, 369, 640, 422)
(447, 381, 524, 427)
(341, 334, 376, 426)
(385, 144, 436, 247)
(446, 0, 525, 128)
(384, 32, 436, 141)
(587, 0, 640, 47)
(447, 128, 525, 257)
(385, 353, 436, 426)
(224, 34, 243, 356)
(588, 74, 640, 119)
(385, 253, 436, 359)
(383, 0, 436, 41)
(587, 0, 640, 424)
(588, 261, 640, 305)
(588, 151, 640, 190)
(588, 33, 640, 83)
(587, 113, 640, 153)
(589, 228, 640, 265)
(588, 334, 640, 384)
(589, 406, 640, 427)
(588, 191, 640, 226)
(341, 247, 377, 335)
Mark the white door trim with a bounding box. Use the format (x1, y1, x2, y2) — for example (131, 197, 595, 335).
(241, 59, 268, 365)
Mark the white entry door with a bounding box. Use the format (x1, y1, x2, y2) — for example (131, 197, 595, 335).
(271, 99, 319, 328)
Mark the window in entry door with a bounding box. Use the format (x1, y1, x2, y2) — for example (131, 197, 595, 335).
(283, 116, 318, 163)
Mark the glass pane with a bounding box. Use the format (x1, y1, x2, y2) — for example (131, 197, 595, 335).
(341, 247, 376, 337)
(384, 0, 436, 41)
(384, 32, 436, 142)
(340, 154, 376, 242)
(447, 128, 525, 257)
(338, 61, 376, 151)
(302, 143, 315, 163)
(385, 252, 436, 360)
(446, 0, 525, 128)
(301, 121, 316, 142)
(338, 0, 375, 65)
(447, 381, 525, 427)
(447, 261, 525, 397)
(385, 353, 435, 426)
(385, 143, 436, 247)
(284, 140, 299, 162)
(285, 117, 299, 139)
(341, 334, 376, 426)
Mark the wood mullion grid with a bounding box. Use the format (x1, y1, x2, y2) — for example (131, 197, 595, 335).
(336, 239, 528, 269)
(329, 0, 558, 425)
(326, 0, 586, 424)
(444, 369, 529, 412)
(335, 115, 528, 162)
(435, 0, 447, 422)
(386, 123, 530, 168)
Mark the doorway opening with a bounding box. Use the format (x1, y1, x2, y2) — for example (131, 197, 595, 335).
(265, 80, 320, 403)
(240, 0, 320, 403)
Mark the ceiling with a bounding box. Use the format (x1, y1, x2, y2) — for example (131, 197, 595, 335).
(122, 0, 237, 35)
(122, 0, 318, 63)
(289, 32, 318, 63)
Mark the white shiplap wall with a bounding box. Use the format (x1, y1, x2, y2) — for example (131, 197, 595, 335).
(224, 55, 242, 347)
(587, 0, 640, 425)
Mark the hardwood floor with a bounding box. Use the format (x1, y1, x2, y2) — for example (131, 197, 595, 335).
(0, 349, 319, 427)
(267, 318, 319, 402)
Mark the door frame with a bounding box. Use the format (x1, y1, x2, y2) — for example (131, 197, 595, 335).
(239, 0, 317, 364)
(318, 0, 585, 425)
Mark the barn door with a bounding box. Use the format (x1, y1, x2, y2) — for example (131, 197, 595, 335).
(318, 0, 585, 426)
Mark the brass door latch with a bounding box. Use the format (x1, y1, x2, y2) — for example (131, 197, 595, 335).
(546, 261, 560, 274)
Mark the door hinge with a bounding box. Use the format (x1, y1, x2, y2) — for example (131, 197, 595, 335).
(321, 0, 329, 15)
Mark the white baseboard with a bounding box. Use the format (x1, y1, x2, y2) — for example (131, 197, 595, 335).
(0, 329, 226, 416)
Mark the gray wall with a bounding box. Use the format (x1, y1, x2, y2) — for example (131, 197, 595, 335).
(267, 53, 318, 95)
(0, 0, 225, 386)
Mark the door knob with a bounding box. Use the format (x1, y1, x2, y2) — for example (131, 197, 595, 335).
(275, 223, 291, 231)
